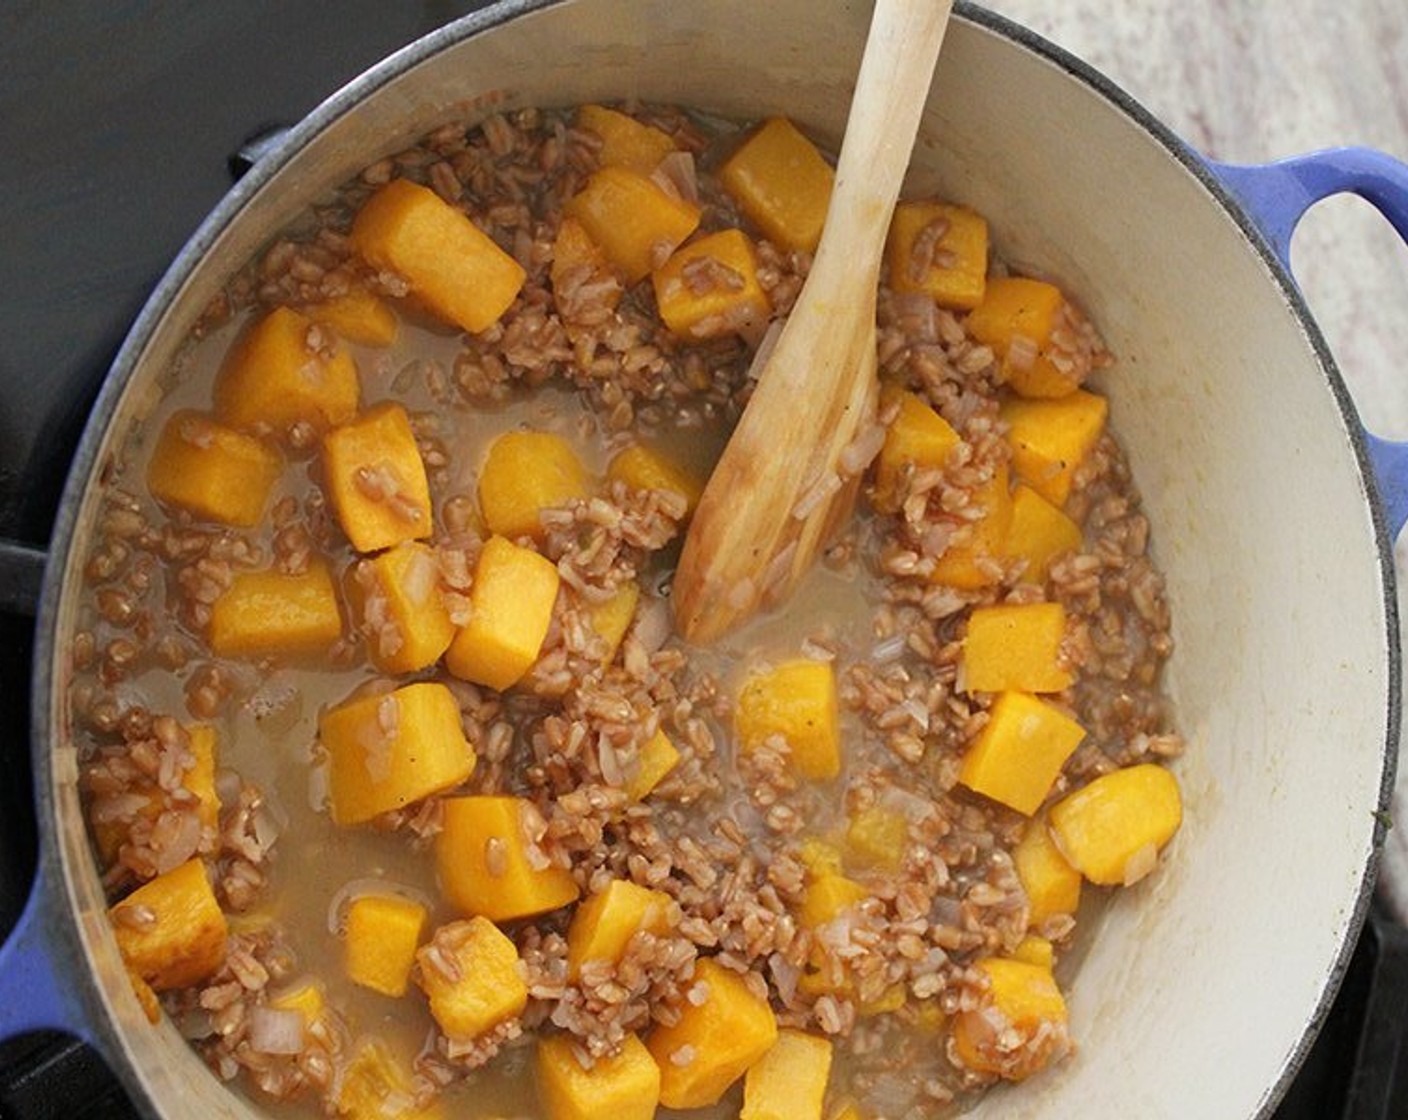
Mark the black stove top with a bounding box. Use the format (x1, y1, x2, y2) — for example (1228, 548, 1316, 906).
(1, 4, 1405, 1118)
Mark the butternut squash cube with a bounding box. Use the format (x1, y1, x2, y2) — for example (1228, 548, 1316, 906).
(647, 957, 779, 1109)
(436, 795, 580, 921)
(146, 411, 281, 527)
(1001, 390, 1109, 508)
(736, 659, 841, 782)
(844, 805, 908, 872)
(110, 858, 228, 991)
(929, 464, 1014, 590)
(799, 873, 868, 930)
(873, 387, 962, 513)
(322, 681, 476, 826)
(538, 1032, 662, 1120)
(213, 305, 360, 435)
(741, 1029, 833, 1120)
(1011, 935, 1055, 970)
(444, 535, 561, 692)
(720, 117, 835, 254)
(208, 560, 342, 658)
(478, 430, 592, 542)
(1048, 763, 1183, 886)
(350, 178, 525, 334)
(652, 228, 771, 340)
(306, 286, 399, 348)
(343, 893, 428, 998)
(349, 542, 455, 674)
(958, 691, 1085, 816)
(1002, 483, 1083, 584)
(417, 916, 528, 1041)
(608, 443, 704, 518)
(323, 402, 432, 553)
(626, 728, 682, 801)
(962, 602, 1073, 694)
(567, 879, 674, 980)
(590, 582, 641, 667)
(564, 166, 701, 284)
(952, 957, 1068, 1081)
(551, 216, 622, 320)
(968, 277, 1078, 399)
(886, 201, 989, 311)
(339, 1041, 446, 1120)
(577, 104, 678, 175)
(1013, 817, 1082, 923)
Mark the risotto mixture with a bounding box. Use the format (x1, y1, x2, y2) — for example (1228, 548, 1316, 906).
(73, 103, 1184, 1120)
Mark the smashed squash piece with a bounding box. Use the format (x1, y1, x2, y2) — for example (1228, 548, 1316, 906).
(929, 463, 1013, 590)
(350, 178, 526, 334)
(110, 858, 228, 992)
(799, 872, 868, 930)
(1001, 390, 1109, 508)
(306, 286, 399, 348)
(589, 581, 641, 667)
(208, 559, 342, 658)
(567, 879, 674, 980)
(952, 957, 1068, 1081)
(626, 728, 682, 801)
(720, 117, 835, 254)
(652, 228, 771, 340)
(962, 602, 1073, 694)
(1049, 763, 1182, 886)
(444, 535, 561, 692)
(146, 411, 281, 527)
(968, 277, 1079, 399)
(348, 541, 455, 674)
(417, 916, 528, 1041)
(478, 430, 592, 542)
(1002, 483, 1083, 584)
(873, 387, 962, 513)
(958, 691, 1085, 816)
(437, 795, 580, 922)
(564, 166, 701, 284)
(340, 1041, 446, 1120)
(213, 305, 360, 436)
(1011, 935, 1055, 970)
(1013, 816, 1082, 924)
(887, 201, 989, 311)
(322, 402, 433, 554)
(647, 957, 779, 1109)
(741, 1030, 833, 1120)
(343, 893, 428, 998)
(577, 104, 677, 175)
(538, 1032, 662, 1120)
(322, 681, 475, 826)
(736, 659, 841, 782)
(845, 804, 908, 872)
(608, 443, 704, 518)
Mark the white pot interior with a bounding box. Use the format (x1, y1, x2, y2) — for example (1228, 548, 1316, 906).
(46, 1, 1394, 1116)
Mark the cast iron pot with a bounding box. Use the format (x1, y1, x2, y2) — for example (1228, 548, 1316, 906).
(3, 1, 1408, 1116)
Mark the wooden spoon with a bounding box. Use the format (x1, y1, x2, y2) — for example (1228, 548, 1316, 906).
(672, 0, 954, 643)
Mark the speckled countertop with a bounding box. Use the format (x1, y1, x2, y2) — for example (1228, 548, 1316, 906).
(981, 0, 1408, 914)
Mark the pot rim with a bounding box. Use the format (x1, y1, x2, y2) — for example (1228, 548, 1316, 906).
(26, 2, 1400, 1116)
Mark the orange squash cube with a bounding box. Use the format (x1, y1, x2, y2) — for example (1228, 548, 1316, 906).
(626, 728, 682, 801)
(208, 560, 342, 658)
(958, 691, 1085, 816)
(953, 957, 1068, 1081)
(339, 1042, 447, 1120)
(647, 957, 779, 1109)
(1048, 763, 1183, 886)
(844, 805, 908, 872)
(343, 893, 428, 998)
(444, 536, 561, 692)
(929, 463, 1014, 589)
(887, 201, 989, 311)
(589, 581, 640, 666)
(1013, 817, 1082, 924)
(741, 1029, 833, 1120)
(1011, 935, 1055, 970)
(417, 917, 528, 1043)
(577, 104, 678, 175)
(350, 178, 525, 334)
(551, 216, 622, 321)
(566, 879, 674, 980)
(146, 411, 282, 527)
(1001, 390, 1109, 508)
(873, 387, 962, 512)
(968, 277, 1078, 399)
(436, 795, 580, 922)
(652, 229, 771, 340)
(213, 306, 360, 436)
(322, 402, 432, 553)
(607, 442, 704, 518)
(478, 430, 592, 542)
(538, 1032, 662, 1120)
(736, 659, 841, 782)
(564, 166, 701, 284)
(798, 872, 868, 930)
(962, 602, 1073, 694)
(348, 542, 455, 674)
(1002, 483, 1083, 584)
(110, 858, 228, 992)
(720, 118, 835, 254)
(322, 681, 476, 826)
(306, 287, 400, 348)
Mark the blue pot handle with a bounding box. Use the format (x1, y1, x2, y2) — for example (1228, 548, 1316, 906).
(1208, 148, 1408, 537)
(0, 859, 98, 1042)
